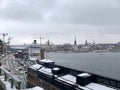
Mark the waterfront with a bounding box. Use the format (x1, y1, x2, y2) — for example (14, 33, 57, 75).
(47, 52, 120, 80)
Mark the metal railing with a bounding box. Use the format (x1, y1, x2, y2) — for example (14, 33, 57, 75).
(0, 66, 21, 90)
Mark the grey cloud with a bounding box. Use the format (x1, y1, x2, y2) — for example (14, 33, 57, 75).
(98, 25, 120, 35)
(49, 0, 120, 25)
(0, 0, 57, 22)
(1, 0, 120, 44)
(1, 0, 120, 25)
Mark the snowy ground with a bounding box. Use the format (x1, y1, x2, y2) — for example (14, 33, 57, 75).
(0, 54, 44, 90)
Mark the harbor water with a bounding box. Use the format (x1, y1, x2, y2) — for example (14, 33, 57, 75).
(47, 52, 120, 80)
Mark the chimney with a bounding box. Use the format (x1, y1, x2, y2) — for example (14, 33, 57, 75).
(76, 73, 93, 86)
(40, 49, 45, 60)
(33, 40, 37, 44)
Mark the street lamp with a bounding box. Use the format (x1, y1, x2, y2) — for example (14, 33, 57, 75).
(8, 37, 12, 45)
(1, 33, 8, 55)
(8, 37, 12, 51)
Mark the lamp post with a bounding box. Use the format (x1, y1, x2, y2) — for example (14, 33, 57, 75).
(8, 37, 12, 45)
(1, 33, 8, 55)
(7, 37, 12, 52)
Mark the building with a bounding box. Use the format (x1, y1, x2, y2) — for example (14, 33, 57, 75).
(0, 39, 3, 54)
(28, 44, 40, 61)
(27, 60, 119, 90)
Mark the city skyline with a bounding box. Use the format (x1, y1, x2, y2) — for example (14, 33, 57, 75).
(0, 0, 120, 45)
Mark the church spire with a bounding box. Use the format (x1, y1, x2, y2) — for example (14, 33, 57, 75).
(47, 39, 50, 45)
(85, 40, 88, 45)
(74, 37, 77, 45)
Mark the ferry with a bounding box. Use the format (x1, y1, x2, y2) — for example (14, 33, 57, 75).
(28, 43, 40, 61)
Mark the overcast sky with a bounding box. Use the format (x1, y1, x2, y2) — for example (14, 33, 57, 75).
(0, 0, 120, 45)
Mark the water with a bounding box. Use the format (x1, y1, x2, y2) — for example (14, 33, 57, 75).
(47, 52, 120, 80)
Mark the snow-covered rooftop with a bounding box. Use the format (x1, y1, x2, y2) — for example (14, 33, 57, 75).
(30, 63, 42, 70)
(39, 67, 52, 76)
(40, 59, 54, 63)
(11, 46, 27, 50)
(53, 67, 60, 71)
(77, 73, 91, 77)
(27, 63, 117, 90)
(29, 56, 38, 61)
(56, 74, 116, 90)
(27, 86, 44, 90)
(86, 83, 116, 90)
(57, 74, 76, 85)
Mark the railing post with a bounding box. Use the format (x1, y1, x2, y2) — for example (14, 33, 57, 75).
(4, 73, 7, 81)
(0, 69, 2, 76)
(0, 63, 1, 76)
(0, 70, 1, 76)
(11, 79, 14, 88)
(18, 81, 21, 90)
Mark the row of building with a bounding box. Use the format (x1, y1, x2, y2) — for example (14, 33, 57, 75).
(46, 43, 120, 52)
(1, 37, 120, 54)
(44, 38, 120, 52)
(10, 42, 120, 53)
(1, 38, 120, 54)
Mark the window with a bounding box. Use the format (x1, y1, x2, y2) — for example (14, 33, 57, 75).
(110, 80, 116, 87)
(103, 79, 109, 85)
(46, 83, 50, 90)
(28, 74, 35, 81)
(51, 87, 56, 90)
(38, 79, 42, 85)
(97, 77, 102, 83)
(116, 82, 120, 88)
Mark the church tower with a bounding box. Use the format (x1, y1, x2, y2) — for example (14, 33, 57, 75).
(47, 39, 50, 45)
(85, 40, 88, 45)
(74, 37, 77, 45)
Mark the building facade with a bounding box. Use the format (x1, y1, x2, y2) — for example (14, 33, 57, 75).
(27, 60, 119, 90)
